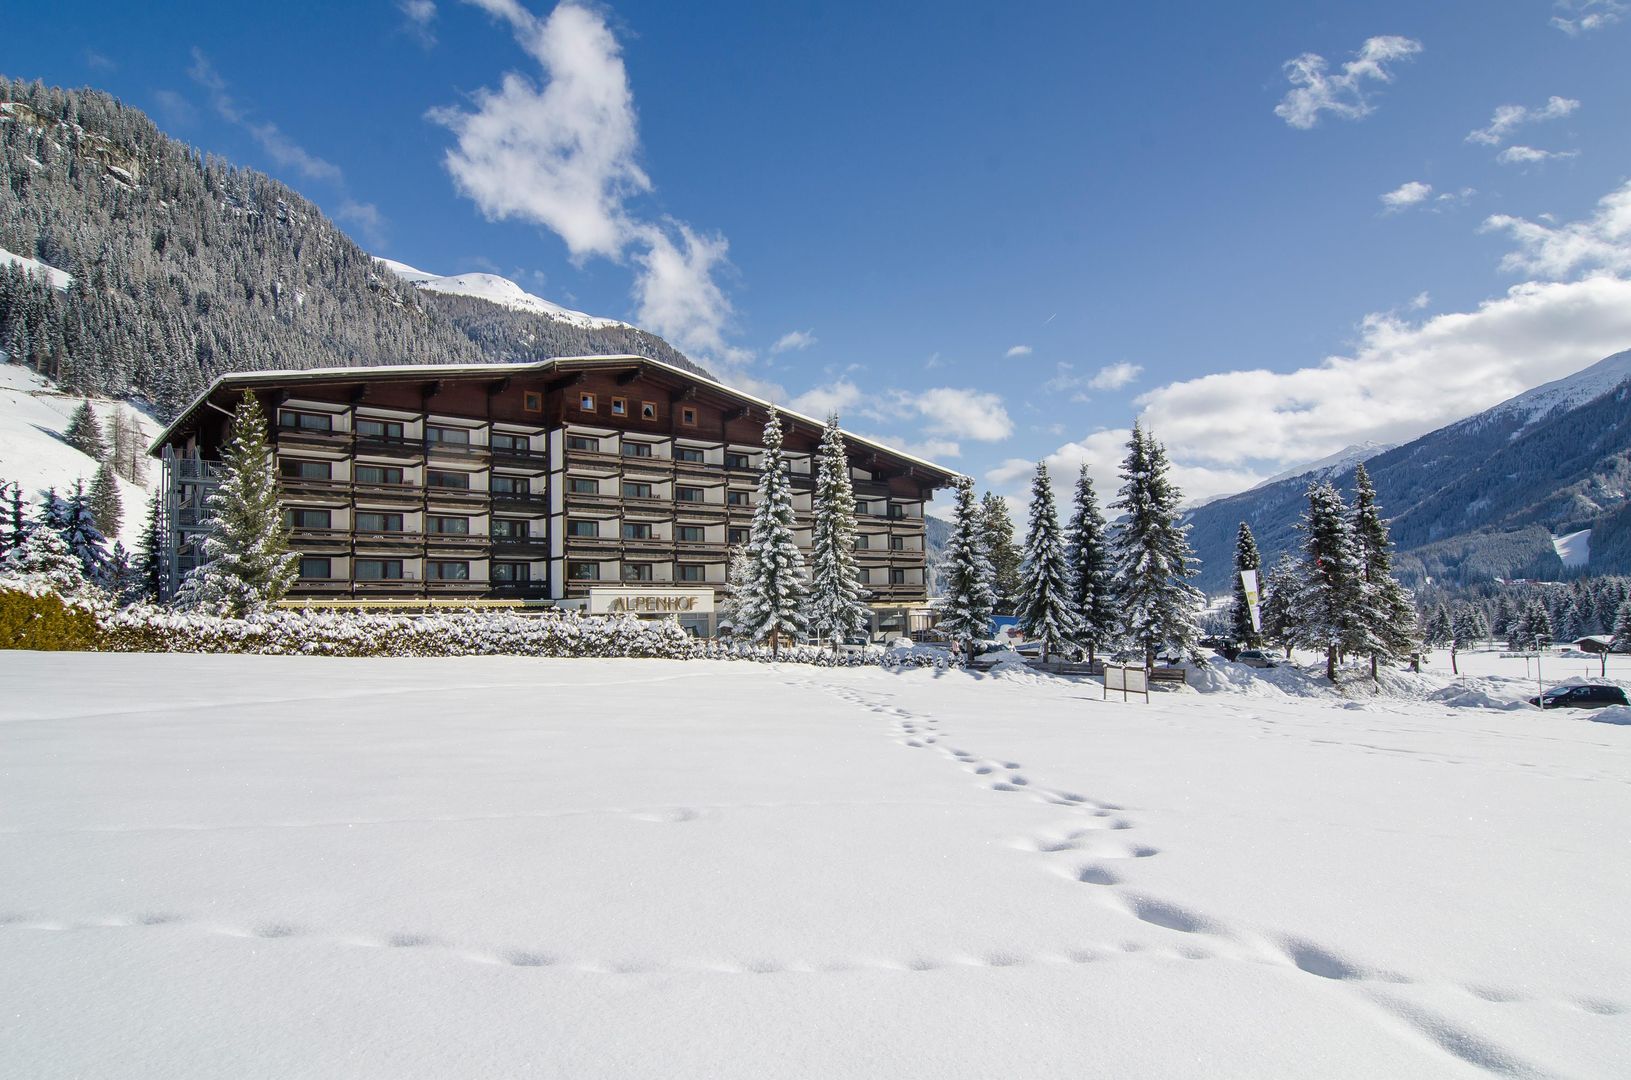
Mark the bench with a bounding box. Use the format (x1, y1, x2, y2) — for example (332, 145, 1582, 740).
(1149, 667, 1188, 686)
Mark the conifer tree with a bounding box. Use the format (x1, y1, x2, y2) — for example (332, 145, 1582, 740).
(1290, 480, 1367, 681)
(1064, 465, 1115, 663)
(1014, 463, 1080, 662)
(1110, 424, 1203, 670)
(735, 413, 807, 657)
(935, 475, 996, 663)
(89, 460, 122, 538)
(806, 415, 870, 649)
(1260, 552, 1301, 658)
(53, 481, 112, 586)
(1450, 606, 1484, 675)
(1512, 599, 1553, 649)
(979, 491, 1022, 616)
(6, 480, 24, 554)
(717, 544, 754, 635)
(1349, 463, 1417, 679)
(0, 480, 15, 561)
(1612, 599, 1631, 653)
(1492, 595, 1516, 640)
(1425, 604, 1453, 649)
(133, 491, 164, 602)
(181, 390, 297, 616)
(1229, 522, 1263, 648)
(3, 517, 86, 594)
(63, 400, 107, 460)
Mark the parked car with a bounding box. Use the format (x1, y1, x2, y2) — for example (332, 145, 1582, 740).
(1235, 649, 1278, 669)
(1528, 684, 1629, 709)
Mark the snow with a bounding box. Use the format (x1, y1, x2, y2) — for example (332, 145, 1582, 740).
(1254, 440, 1396, 489)
(1553, 527, 1591, 568)
(0, 364, 161, 548)
(0, 245, 73, 290)
(1485, 347, 1631, 431)
(375, 256, 628, 330)
(3, 651, 1627, 1079)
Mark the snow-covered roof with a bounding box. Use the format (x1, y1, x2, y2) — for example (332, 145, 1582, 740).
(151, 355, 960, 483)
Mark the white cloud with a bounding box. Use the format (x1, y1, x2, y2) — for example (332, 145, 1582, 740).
(770, 329, 817, 354)
(1483, 179, 1631, 278)
(189, 49, 344, 184)
(1089, 361, 1143, 390)
(631, 222, 748, 370)
(1005, 344, 1033, 358)
(903, 387, 1014, 442)
(789, 380, 862, 418)
(1274, 35, 1422, 129)
(987, 430, 1262, 508)
(1042, 363, 1093, 400)
(1409, 290, 1431, 310)
(335, 200, 387, 248)
(1496, 145, 1579, 166)
(398, 0, 437, 44)
(1466, 96, 1579, 145)
(1380, 180, 1433, 212)
(1551, 0, 1627, 33)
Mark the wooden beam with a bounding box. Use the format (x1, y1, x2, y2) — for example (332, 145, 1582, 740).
(486, 377, 511, 396)
(615, 366, 645, 386)
(421, 380, 443, 400)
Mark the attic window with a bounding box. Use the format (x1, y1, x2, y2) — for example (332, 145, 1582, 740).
(680, 406, 698, 426)
(640, 401, 658, 420)
(523, 391, 542, 413)
(579, 393, 596, 412)
(611, 396, 628, 417)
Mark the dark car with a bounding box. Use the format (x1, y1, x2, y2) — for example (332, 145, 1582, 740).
(1528, 684, 1629, 709)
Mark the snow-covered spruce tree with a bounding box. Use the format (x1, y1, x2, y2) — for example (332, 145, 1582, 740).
(1015, 464, 1081, 662)
(1350, 464, 1417, 679)
(1425, 604, 1453, 649)
(1613, 599, 1631, 653)
(979, 491, 1022, 616)
(1450, 606, 1485, 675)
(1492, 594, 1516, 641)
(735, 413, 807, 657)
(1110, 424, 1204, 670)
(1260, 552, 1301, 658)
(806, 415, 870, 649)
(1291, 480, 1368, 681)
(89, 460, 122, 538)
(0, 481, 15, 562)
(61, 480, 113, 586)
(717, 544, 753, 635)
(934, 475, 996, 663)
(131, 491, 163, 602)
(1064, 465, 1115, 663)
(1511, 599, 1552, 649)
(6, 480, 24, 556)
(183, 390, 298, 616)
(64, 400, 107, 461)
(1229, 521, 1263, 648)
(4, 514, 86, 593)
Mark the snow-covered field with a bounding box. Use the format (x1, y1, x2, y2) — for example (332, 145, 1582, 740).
(3, 651, 1628, 1079)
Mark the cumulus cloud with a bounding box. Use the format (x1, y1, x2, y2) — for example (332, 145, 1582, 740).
(771, 329, 818, 354)
(987, 430, 1263, 508)
(1380, 180, 1433, 212)
(1274, 35, 1421, 129)
(1466, 96, 1579, 145)
(1496, 145, 1579, 165)
(901, 387, 1014, 442)
(789, 380, 862, 418)
(1551, 0, 1627, 33)
(1483, 179, 1631, 278)
(1005, 344, 1033, 358)
(1089, 361, 1143, 390)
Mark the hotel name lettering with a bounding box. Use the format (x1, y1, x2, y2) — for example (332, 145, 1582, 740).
(608, 595, 700, 613)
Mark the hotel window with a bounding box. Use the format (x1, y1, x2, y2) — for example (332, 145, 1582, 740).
(567, 435, 599, 452)
(356, 418, 404, 440)
(492, 518, 529, 540)
(726, 452, 752, 470)
(356, 559, 404, 581)
(428, 469, 471, 490)
(282, 507, 331, 530)
(569, 477, 598, 495)
(678, 563, 705, 582)
(523, 391, 543, 413)
(491, 432, 528, 453)
(889, 568, 907, 585)
(611, 397, 628, 417)
(890, 535, 907, 551)
(622, 522, 652, 540)
(426, 425, 470, 447)
(854, 534, 870, 549)
(491, 474, 529, 495)
(579, 392, 596, 412)
(675, 446, 704, 464)
(676, 485, 705, 503)
(680, 406, 698, 426)
(493, 562, 530, 584)
(280, 458, 331, 480)
(568, 561, 600, 581)
(355, 465, 403, 486)
(856, 567, 871, 584)
(298, 557, 331, 579)
(566, 519, 598, 538)
(278, 410, 332, 432)
(622, 441, 653, 458)
(677, 525, 704, 542)
(355, 512, 404, 533)
(622, 562, 653, 582)
(428, 515, 470, 536)
(640, 401, 658, 420)
(623, 481, 653, 499)
(728, 527, 748, 545)
(429, 560, 470, 581)
(887, 503, 908, 519)
(727, 490, 750, 507)
(855, 499, 869, 515)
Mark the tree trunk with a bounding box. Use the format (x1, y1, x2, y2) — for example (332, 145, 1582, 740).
(1326, 645, 1337, 681)
(1450, 646, 1458, 675)
(1371, 654, 1378, 682)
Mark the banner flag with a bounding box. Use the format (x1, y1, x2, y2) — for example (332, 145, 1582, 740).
(1241, 569, 1262, 633)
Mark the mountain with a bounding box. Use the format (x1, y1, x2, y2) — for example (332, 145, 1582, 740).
(375, 258, 626, 330)
(1252, 441, 1394, 490)
(1184, 349, 1631, 592)
(0, 77, 706, 420)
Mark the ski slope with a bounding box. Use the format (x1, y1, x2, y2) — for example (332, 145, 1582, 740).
(3, 653, 1626, 1079)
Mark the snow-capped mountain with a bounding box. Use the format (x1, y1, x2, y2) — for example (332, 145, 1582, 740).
(1479, 348, 1631, 433)
(1253, 441, 1395, 490)
(374, 258, 629, 331)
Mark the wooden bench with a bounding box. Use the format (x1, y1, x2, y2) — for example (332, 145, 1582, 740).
(1149, 667, 1188, 686)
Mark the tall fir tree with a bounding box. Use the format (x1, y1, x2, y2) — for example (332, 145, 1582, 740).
(979, 491, 1022, 616)
(63, 400, 107, 461)
(735, 413, 807, 657)
(133, 491, 164, 602)
(3, 516, 86, 593)
(1450, 606, 1484, 675)
(1612, 599, 1631, 653)
(1110, 424, 1204, 670)
(89, 460, 122, 538)
(1425, 604, 1453, 648)
(1290, 480, 1368, 681)
(1512, 599, 1553, 649)
(1260, 552, 1302, 658)
(6, 480, 25, 555)
(1229, 522, 1263, 648)
(60, 480, 113, 586)
(1349, 463, 1417, 678)
(181, 390, 297, 616)
(934, 475, 996, 662)
(1064, 465, 1115, 663)
(1014, 464, 1081, 662)
(805, 415, 870, 648)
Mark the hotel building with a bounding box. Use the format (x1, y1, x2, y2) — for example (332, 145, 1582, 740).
(151, 355, 958, 636)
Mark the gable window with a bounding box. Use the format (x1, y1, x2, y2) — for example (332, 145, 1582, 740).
(611, 397, 628, 417)
(428, 515, 470, 536)
(568, 561, 600, 581)
(428, 560, 470, 581)
(579, 393, 597, 412)
(640, 401, 657, 420)
(566, 520, 599, 538)
(278, 410, 332, 432)
(680, 406, 698, 426)
(298, 557, 331, 580)
(356, 559, 404, 581)
(522, 391, 543, 413)
(280, 459, 331, 480)
(355, 512, 403, 533)
(356, 418, 404, 440)
(355, 465, 404, 486)
(428, 469, 471, 490)
(569, 477, 598, 495)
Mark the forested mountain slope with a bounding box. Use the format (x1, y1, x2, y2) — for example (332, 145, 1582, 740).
(0, 77, 704, 420)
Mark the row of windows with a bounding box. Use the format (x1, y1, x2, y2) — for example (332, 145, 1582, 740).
(284, 509, 535, 538)
(564, 436, 754, 469)
(560, 520, 909, 549)
(575, 394, 698, 426)
(562, 562, 910, 584)
(281, 459, 534, 493)
(298, 558, 532, 583)
(280, 412, 536, 451)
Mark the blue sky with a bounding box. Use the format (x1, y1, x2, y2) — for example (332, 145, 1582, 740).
(7, 0, 1631, 508)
